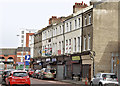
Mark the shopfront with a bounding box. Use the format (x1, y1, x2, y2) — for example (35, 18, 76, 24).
(71, 56, 82, 81)
(56, 56, 64, 80)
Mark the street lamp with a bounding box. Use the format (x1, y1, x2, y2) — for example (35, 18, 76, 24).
(89, 51, 95, 77)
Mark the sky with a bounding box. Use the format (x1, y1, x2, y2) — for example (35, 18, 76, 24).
(0, 0, 91, 48)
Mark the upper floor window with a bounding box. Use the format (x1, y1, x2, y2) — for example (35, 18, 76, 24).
(78, 37, 80, 52)
(88, 34, 91, 50)
(69, 39, 71, 45)
(73, 38, 76, 52)
(89, 14, 91, 24)
(83, 36, 86, 51)
(67, 23, 68, 32)
(21, 31, 24, 34)
(59, 42, 61, 50)
(75, 20, 77, 29)
(85, 16, 87, 26)
(21, 35, 24, 38)
(21, 40, 24, 43)
(70, 22, 72, 31)
(66, 40, 68, 46)
(78, 18, 80, 27)
(56, 28, 57, 35)
(60, 26, 61, 34)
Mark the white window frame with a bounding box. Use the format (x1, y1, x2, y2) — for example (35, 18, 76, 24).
(75, 20, 77, 29)
(83, 36, 86, 51)
(85, 16, 87, 26)
(88, 34, 91, 50)
(78, 18, 80, 27)
(77, 37, 80, 52)
(89, 14, 91, 24)
(70, 22, 72, 31)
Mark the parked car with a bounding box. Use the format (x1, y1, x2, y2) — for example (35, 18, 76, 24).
(90, 73, 119, 86)
(32, 70, 40, 78)
(5, 70, 30, 86)
(28, 69, 34, 77)
(38, 68, 56, 80)
(0, 69, 4, 75)
(2, 70, 12, 82)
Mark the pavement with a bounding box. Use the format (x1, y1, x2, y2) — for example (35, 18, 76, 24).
(55, 79, 90, 86)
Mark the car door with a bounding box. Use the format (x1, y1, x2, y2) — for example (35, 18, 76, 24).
(93, 73, 100, 85)
(95, 73, 101, 85)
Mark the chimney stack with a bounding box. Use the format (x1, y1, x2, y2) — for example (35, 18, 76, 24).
(73, 1, 88, 13)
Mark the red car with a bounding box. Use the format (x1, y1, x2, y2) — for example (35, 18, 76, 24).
(5, 70, 30, 86)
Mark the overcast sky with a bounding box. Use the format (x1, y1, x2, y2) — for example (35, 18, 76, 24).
(0, 0, 91, 48)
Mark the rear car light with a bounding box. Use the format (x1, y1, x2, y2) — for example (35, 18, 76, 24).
(116, 78, 118, 82)
(43, 72, 47, 74)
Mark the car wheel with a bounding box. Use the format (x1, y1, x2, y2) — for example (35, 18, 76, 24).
(99, 83, 103, 86)
(90, 82, 93, 86)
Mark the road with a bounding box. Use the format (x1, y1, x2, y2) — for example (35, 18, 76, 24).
(0, 77, 74, 86)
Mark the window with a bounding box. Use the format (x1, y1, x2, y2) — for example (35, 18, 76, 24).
(69, 39, 71, 53)
(55, 43, 57, 54)
(21, 31, 24, 34)
(53, 43, 54, 53)
(21, 35, 24, 38)
(78, 37, 80, 52)
(75, 20, 77, 29)
(69, 39, 71, 45)
(67, 23, 68, 32)
(13, 72, 27, 77)
(83, 36, 86, 51)
(89, 14, 91, 24)
(21, 40, 24, 43)
(88, 34, 91, 50)
(61, 41, 63, 54)
(78, 18, 80, 27)
(59, 42, 61, 50)
(70, 22, 72, 31)
(73, 38, 76, 52)
(60, 26, 61, 34)
(85, 16, 87, 26)
(54, 29, 55, 36)
(56, 28, 57, 35)
(66, 40, 68, 53)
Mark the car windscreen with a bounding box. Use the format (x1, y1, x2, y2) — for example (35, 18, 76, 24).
(102, 74, 117, 79)
(13, 72, 28, 77)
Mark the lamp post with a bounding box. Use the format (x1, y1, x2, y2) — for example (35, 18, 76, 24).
(89, 51, 95, 77)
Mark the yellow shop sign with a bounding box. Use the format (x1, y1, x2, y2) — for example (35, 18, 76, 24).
(72, 56, 80, 61)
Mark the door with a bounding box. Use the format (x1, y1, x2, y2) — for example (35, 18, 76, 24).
(56, 65, 64, 80)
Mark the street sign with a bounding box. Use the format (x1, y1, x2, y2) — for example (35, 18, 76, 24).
(25, 55, 30, 65)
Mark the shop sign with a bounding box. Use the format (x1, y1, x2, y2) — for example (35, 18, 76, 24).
(72, 56, 80, 61)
